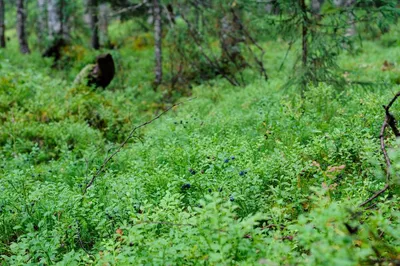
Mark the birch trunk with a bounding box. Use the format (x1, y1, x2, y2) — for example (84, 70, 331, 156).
(17, 0, 30, 54)
(47, 0, 62, 40)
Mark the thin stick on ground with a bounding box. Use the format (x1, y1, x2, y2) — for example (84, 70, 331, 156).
(83, 98, 194, 194)
(360, 92, 400, 207)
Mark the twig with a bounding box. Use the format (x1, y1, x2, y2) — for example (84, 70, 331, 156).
(76, 221, 90, 255)
(83, 98, 194, 194)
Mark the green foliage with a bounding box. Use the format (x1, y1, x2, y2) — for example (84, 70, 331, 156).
(0, 3, 400, 265)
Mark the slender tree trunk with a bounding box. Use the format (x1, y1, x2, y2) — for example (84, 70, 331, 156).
(17, 0, 30, 54)
(37, 0, 48, 47)
(153, 0, 162, 86)
(88, 0, 100, 49)
(0, 0, 5, 48)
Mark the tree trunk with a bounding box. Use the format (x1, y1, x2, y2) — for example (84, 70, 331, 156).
(47, 0, 62, 40)
(17, 0, 30, 54)
(88, 0, 100, 49)
(153, 0, 162, 86)
(311, 0, 324, 15)
(344, 0, 356, 37)
(37, 0, 48, 47)
(99, 3, 110, 47)
(0, 0, 5, 48)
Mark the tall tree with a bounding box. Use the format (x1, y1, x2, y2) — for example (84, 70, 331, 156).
(88, 0, 100, 49)
(16, 0, 30, 54)
(0, 0, 5, 48)
(153, 0, 162, 86)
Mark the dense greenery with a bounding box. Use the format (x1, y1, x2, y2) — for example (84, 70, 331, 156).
(1, 1, 400, 265)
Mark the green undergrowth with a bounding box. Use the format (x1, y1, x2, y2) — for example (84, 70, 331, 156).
(0, 32, 400, 265)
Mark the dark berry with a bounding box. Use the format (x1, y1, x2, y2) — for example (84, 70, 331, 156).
(224, 158, 230, 163)
(189, 168, 196, 175)
(181, 183, 191, 190)
(231, 156, 236, 160)
(230, 196, 235, 202)
(239, 171, 247, 176)
(208, 188, 212, 193)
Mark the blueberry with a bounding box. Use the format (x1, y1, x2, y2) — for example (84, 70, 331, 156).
(208, 188, 212, 193)
(224, 158, 230, 163)
(189, 168, 196, 175)
(239, 171, 247, 176)
(230, 196, 234, 202)
(181, 183, 191, 190)
(231, 156, 236, 160)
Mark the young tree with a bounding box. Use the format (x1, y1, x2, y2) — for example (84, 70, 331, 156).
(16, 0, 30, 54)
(88, 0, 100, 49)
(153, 0, 162, 86)
(0, 0, 5, 48)
(262, 0, 398, 94)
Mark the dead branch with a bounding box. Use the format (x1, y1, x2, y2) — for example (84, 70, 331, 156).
(83, 98, 194, 194)
(360, 92, 400, 207)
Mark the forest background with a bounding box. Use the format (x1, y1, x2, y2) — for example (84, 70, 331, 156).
(0, 0, 400, 265)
